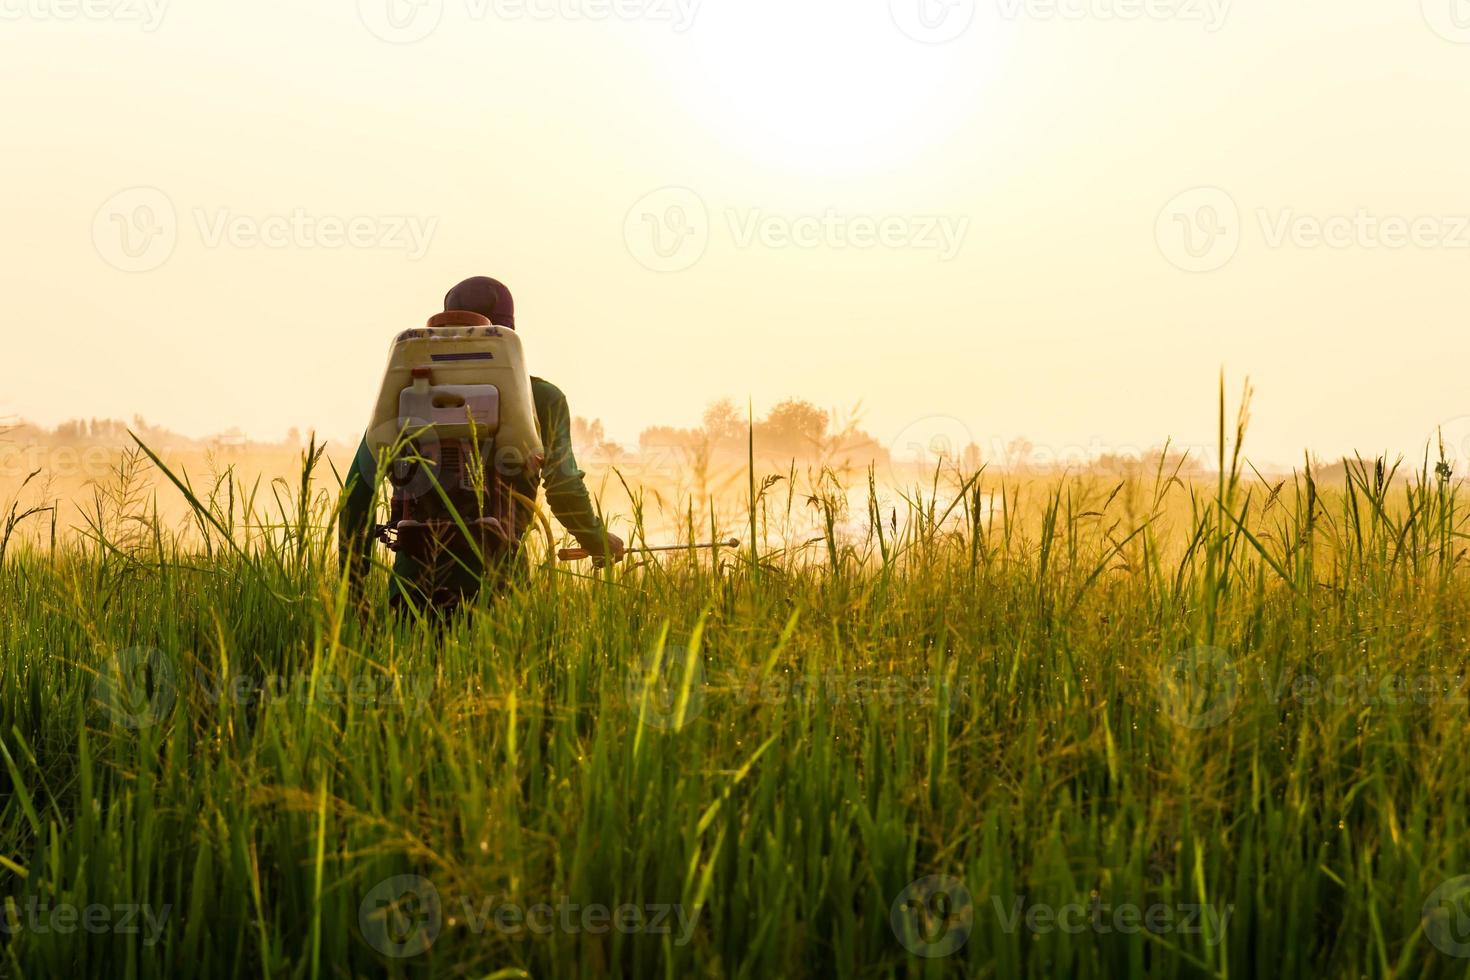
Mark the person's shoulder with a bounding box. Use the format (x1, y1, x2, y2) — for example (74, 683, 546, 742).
(530, 376, 568, 406)
(345, 433, 374, 480)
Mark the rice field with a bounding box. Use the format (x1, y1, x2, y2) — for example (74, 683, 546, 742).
(3, 393, 1470, 978)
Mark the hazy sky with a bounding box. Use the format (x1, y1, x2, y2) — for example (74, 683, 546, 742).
(3, 0, 1469, 467)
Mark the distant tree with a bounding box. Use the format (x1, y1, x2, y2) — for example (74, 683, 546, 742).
(573, 416, 626, 464)
(757, 399, 829, 455)
(701, 398, 745, 449)
(211, 427, 247, 451)
(571, 417, 607, 452)
(1005, 437, 1035, 468)
(638, 425, 701, 453)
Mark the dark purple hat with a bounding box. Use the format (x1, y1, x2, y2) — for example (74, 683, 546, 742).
(444, 276, 515, 329)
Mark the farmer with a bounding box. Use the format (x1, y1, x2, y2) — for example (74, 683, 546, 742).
(339, 276, 625, 614)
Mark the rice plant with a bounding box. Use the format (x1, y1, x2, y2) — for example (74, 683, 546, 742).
(3, 386, 1469, 979)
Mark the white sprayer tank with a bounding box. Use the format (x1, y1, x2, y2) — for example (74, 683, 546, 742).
(365, 316, 544, 476)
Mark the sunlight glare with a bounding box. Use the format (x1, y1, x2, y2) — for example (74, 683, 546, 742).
(673, 0, 995, 173)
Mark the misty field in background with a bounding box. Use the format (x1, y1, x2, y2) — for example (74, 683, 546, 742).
(2, 391, 1470, 978)
(0, 394, 1217, 547)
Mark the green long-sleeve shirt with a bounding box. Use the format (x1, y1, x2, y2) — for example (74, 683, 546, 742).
(339, 376, 607, 602)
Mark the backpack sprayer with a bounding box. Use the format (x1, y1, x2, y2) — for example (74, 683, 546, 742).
(365, 311, 738, 567)
(365, 311, 543, 566)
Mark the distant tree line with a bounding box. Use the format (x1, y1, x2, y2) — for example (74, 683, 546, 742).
(626, 397, 884, 461)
